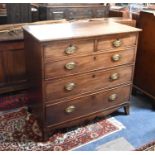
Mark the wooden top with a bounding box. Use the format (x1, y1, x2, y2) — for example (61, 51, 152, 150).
(0, 17, 139, 42)
(0, 19, 67, 42)
(23, 20, 141, 42)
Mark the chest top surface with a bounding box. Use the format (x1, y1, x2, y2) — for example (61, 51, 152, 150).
(23, 20, 141, 42)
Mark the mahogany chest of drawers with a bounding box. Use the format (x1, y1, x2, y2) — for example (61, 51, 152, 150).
(23, 20, 140, 140)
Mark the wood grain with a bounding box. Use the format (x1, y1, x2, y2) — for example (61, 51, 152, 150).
(44, 65, 133, 102)
(0, 51, 6, 86)
(44, 39, 94, 62)
(45, 84, 131, 126)
(44, 48, 136, 79)
(97, 33, 137, 51)
(23, 20, 141, 42)
(0, 41, 27, 94)
(39, 4, 109, 21)
(134, 11, 155, 101)
(24, 20, 140, 141)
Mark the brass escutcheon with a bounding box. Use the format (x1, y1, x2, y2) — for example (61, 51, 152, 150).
(113, 39, 122, 47)
(112, 54, 121, 62)
(64, 82, 75, 91)
(65, 105, 76, 113)
(109, 94, 117, 101)
(65, 61, 76, 70)
(110, 73, 119, 81)
(65, 45, 77, 55)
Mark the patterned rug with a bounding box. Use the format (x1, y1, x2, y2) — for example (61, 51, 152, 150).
(0, 107, 125, 151)
(0, 91, 29, 111)
(136, 141, 155, 151)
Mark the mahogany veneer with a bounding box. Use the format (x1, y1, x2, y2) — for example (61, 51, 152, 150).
(133, 12, 155, 106)
(23, 20, 140, 140)
(0, 17, 137, 95)
(0, 40, 28, 94)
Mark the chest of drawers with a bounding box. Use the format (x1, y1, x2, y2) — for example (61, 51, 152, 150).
(38, 4, 109, 20)
(23, 20, 140, 141)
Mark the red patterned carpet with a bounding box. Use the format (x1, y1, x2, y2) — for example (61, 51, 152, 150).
(136, 141, 155, 151)
(0, 107, 124, 151)
(0, 91, 29, 111)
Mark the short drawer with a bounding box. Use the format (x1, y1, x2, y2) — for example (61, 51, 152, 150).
(44, 65, 133, 101)
(45, 84, 131, 126)
(44, 48, 135, 79)
(43, 39, 94, 62)
(97, 33, 137, 51)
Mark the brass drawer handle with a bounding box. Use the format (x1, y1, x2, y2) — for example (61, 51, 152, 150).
(110, 73, 120, 81)
(111, 54, 121, 62)
(109, 94, 117, 101)
(65, 105, 76, 113)
(65, 45, 77, 55)
(113, 39, 122, 47)
(65, 61, 76, 70)
(64, 82, 75, 91)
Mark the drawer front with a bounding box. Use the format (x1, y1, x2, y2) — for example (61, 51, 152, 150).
(44, 65, 133, 101)
(68, 8, 93, 20)
(95, 9, 108, 18)
(47, 8, 66, 20)
(44, 40, 94, 62)
(52, 11, 64, 20)
(45, 84, 131, 126)
(97, 33, 137, 51)
(44, 48, 135, 79)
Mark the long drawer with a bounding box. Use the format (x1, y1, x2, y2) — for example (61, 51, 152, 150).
(44, 48, 135, 79)
(45, 84, 131, 126)
(44, 39, 94, 62)
(44, 65, 133, 102)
